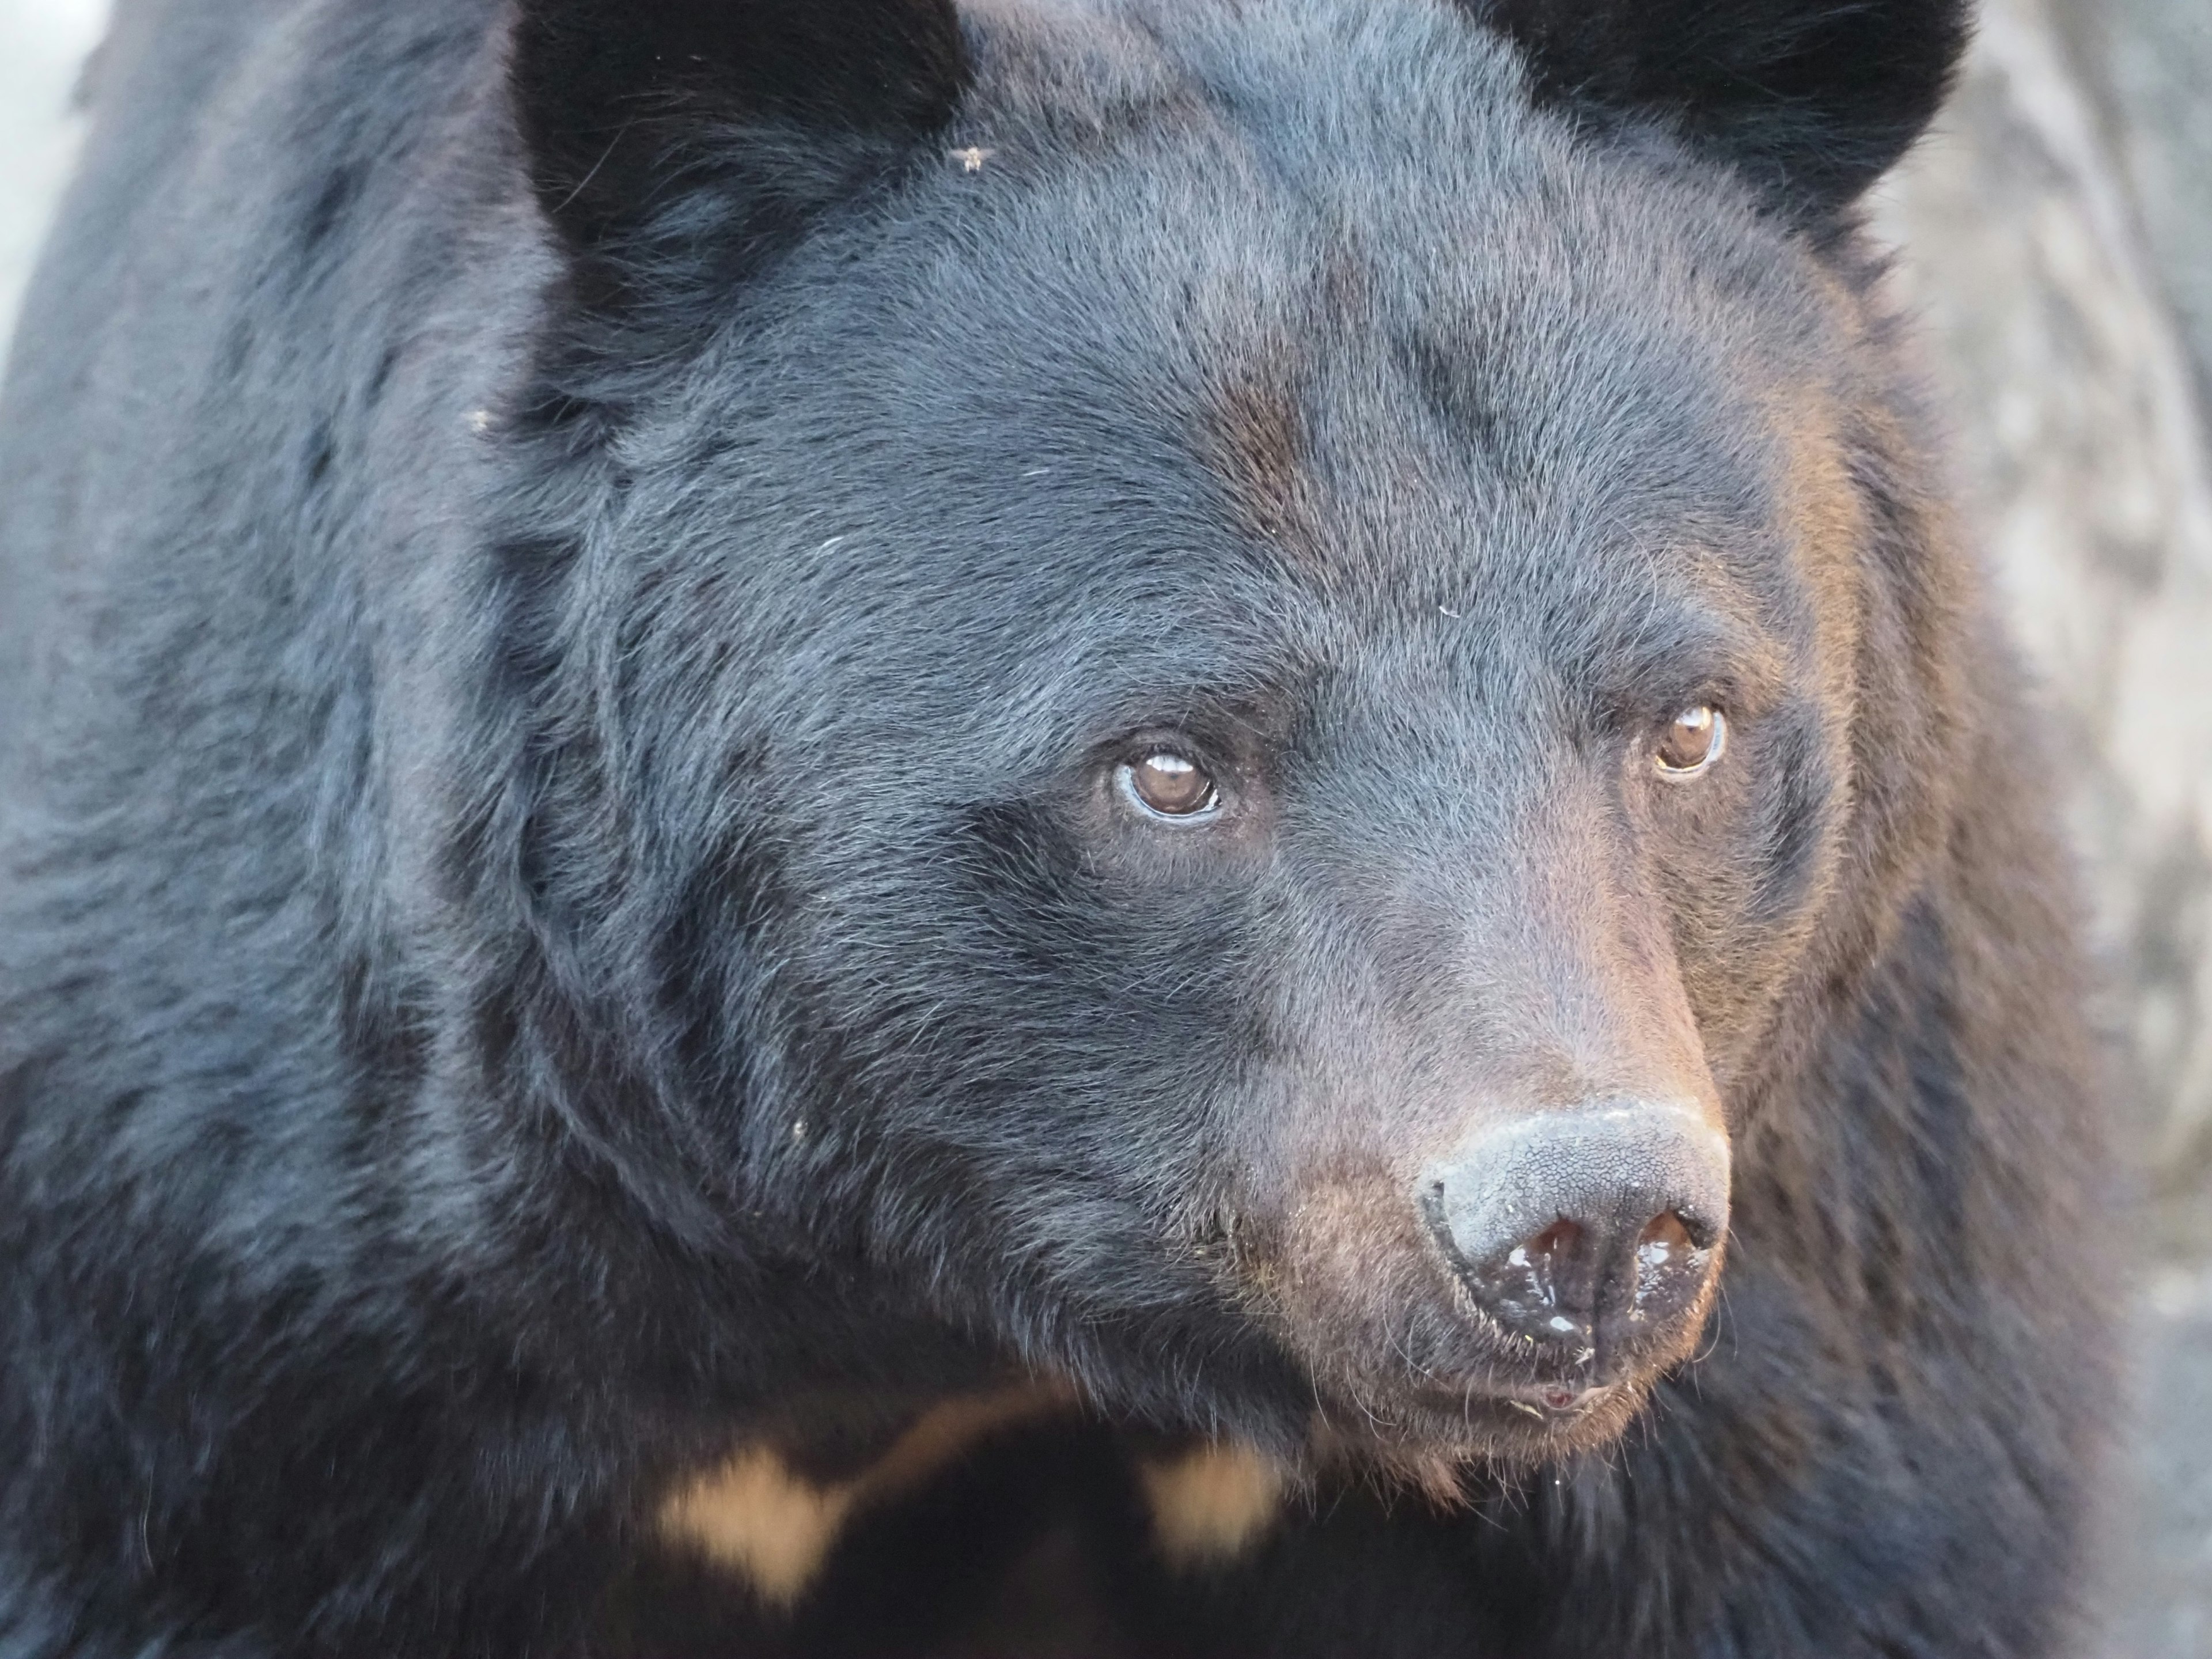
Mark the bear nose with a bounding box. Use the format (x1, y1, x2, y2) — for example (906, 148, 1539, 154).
(1420, 1102, 1729, 1371)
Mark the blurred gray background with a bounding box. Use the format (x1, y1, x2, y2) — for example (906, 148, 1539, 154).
(2, 0, 2206, 1652)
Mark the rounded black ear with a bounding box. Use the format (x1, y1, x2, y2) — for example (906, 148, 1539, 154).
(1469, 0, 1972, 214)
(511, 0, 969, 298)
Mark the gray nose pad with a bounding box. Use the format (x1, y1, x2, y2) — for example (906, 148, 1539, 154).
(1421, 1102, 1730, 1368)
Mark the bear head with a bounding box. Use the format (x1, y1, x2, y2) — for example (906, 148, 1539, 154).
(476, 0, 1973, 1480)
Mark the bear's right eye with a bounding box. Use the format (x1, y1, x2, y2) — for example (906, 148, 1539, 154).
(1120, 752, 1221, 820)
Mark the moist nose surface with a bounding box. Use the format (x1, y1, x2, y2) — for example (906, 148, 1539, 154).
(1422, 1102, 1730, 1371)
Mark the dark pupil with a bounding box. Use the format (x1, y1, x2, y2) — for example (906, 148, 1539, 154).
(1659, 708, 1717, 771)
(1134, 754, 1213, 814)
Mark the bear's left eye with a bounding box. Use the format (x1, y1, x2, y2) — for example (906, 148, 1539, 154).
(1120, 752, 1221, 820)
(1654, 706, 1727, 779)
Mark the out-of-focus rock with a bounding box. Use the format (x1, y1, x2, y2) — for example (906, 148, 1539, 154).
(2054, 0, 2212, 410)
(0, 0, 105, 347)
(1877, 3, 2212, 1651)
(1874, 0, 2212, 1210)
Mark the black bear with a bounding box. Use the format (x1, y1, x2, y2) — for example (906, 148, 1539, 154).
(0, 0, 2112, 1654)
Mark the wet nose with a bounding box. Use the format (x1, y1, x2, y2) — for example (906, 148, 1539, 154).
(1421, 1102, 1729, 1366)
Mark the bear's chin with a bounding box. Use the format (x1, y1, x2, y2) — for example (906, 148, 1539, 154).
(1306, 1376, 1660, 1497)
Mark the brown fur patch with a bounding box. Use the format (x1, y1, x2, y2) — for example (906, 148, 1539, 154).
(1138, 1441, 1289, 1569)
(661, 1384, 1072, 1608)
(1200, 366, 1331, 574)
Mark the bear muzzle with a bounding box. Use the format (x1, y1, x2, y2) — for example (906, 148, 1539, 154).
(1420, 1099, 1730, 1393)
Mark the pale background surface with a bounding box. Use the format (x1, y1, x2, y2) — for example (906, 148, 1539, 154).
(0, 0, 104, 335)
(2, 0, 2206, 1652)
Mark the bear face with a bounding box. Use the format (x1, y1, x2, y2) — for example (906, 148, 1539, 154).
(484, 0, 1967, 1483)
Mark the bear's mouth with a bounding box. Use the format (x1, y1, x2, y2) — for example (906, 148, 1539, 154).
(1305, 1373, 1653, 1479)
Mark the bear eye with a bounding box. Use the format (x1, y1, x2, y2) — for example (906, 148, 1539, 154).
(1654, 706, 1727, 779)
(1120, 751, 1220, 820)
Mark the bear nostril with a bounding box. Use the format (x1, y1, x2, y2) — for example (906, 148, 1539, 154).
(1636, 1209, 1693, 1265)
(1513, 1217, 1583, 1272)
(1503, 1218, 1589, 1327)
(1628, 1208, 1711, 1325)
(1486, 1216, 1598, 1336)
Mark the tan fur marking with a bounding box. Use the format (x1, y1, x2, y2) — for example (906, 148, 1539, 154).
(660, 1383, 1071, 1608)
(1138, 1441, 1288, 1569)
(661, 1448, 860, 1609)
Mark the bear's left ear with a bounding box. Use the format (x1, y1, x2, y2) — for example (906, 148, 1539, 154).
(1469, 0, 1971, 214)
(510, 0, 969, 301)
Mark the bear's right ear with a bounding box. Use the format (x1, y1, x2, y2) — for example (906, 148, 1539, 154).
(510, 0, 969, 300)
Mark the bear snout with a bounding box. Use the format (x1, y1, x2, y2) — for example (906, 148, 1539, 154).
(1420, 1101, 1730, 1385)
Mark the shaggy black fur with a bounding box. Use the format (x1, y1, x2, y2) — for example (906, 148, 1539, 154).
(0, 0, 2108, 1655)
(514, 0, 969, 315)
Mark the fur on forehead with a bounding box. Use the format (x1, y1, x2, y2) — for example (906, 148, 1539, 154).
(952, 0, 1535, 160)
(956, 0, 1967, 219)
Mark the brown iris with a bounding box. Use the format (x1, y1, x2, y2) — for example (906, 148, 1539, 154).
(1655, 706, 1727, 778)
(1122, 752, 1219, 818)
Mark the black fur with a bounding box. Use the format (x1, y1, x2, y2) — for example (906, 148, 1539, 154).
(0, 0, 2106, 1655)
(513, 0, 968, 315)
